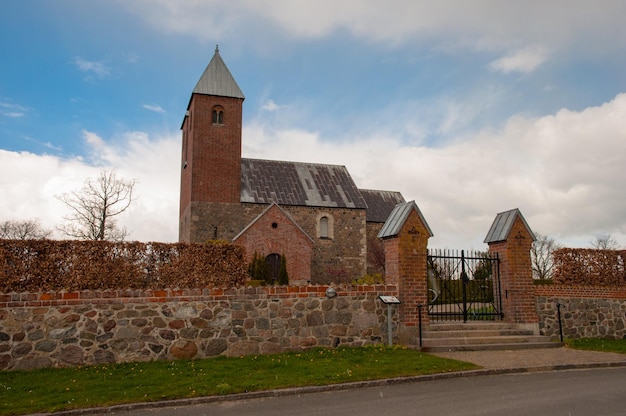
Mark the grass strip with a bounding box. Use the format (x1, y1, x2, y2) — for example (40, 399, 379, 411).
(565, 338, 626, 354)
(0, 345, 477, 415)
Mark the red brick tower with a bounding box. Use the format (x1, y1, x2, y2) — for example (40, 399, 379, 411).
(179, 46, 245, 241)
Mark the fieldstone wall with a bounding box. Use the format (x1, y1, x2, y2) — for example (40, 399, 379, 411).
(535, 285, 626, 339)
(0, 285, 398, 371)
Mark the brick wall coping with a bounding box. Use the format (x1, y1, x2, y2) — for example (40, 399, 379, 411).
(0, 284, 399, 308)
(534, 285, 626, 299)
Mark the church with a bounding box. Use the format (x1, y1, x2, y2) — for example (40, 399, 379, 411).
(179, 47, 405, 284)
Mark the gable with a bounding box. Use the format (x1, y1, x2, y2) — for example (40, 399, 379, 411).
(240, 158, 368, 209)
(232, 203, 314, 284)
(232, 203, 313, 243)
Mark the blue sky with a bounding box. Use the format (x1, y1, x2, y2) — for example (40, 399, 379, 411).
(1, 1, 626, 248)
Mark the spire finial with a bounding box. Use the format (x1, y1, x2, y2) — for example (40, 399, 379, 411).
(215, 44, 219, 53)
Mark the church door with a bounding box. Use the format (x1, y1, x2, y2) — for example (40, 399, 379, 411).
(265, 253, 281, 284)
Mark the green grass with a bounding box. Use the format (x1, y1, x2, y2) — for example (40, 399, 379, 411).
(565, 338, 626, 354)
(0, 346, 477, 415)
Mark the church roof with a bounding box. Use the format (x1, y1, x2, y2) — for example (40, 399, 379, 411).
(241, 158, 368, 209)
(359, 189, 406, 223)
(192, 46, 245, 99)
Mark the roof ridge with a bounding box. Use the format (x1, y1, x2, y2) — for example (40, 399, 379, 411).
(241, 157, 347, 169)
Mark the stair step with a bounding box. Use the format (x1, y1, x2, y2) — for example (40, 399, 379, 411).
(421, 335, 551, 346)
(428, 322, 518, 331)
(420, 322, 561, 352)
(422, 341, 563, 353)
(424, 329, 534, 338)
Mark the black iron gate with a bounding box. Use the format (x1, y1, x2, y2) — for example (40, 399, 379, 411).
(427, 249, 502, 322)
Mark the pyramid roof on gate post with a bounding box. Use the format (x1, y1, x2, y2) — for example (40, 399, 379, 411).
(483, 208, 536, 244)
(377, 201, 433, 239)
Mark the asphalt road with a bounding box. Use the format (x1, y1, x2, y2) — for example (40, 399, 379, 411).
(106, 367, 626, 416)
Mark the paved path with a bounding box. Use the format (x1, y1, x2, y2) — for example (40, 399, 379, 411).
(432, 346, 626, 371)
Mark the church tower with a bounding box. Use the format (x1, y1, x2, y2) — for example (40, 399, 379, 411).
(179, 46, 245, 242)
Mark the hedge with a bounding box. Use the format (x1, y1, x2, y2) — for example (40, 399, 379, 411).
(0, 240, 248, 292)
(552, 248, 626, 286)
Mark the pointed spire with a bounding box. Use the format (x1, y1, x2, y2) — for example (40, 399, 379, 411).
(192, 46, 244, 99)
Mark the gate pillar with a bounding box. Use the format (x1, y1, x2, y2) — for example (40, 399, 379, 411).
(379, 201, 433, 346)
(485, 209, 539, 332)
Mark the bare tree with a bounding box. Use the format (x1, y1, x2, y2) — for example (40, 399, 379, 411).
(531, 233, 561, 279)
(590, 233, 619, 250)
(57, 170, 136, 241)
(0, 219, 52, 239)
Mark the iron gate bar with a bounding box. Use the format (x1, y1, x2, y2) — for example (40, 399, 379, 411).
(427, 249, 502, 322)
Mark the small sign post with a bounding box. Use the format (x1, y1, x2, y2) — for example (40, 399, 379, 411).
(378, 296, 400, 346)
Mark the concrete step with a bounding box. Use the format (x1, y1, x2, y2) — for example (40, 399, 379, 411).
(428, 322, 520, 331)
(420, 322, 563, 352)
(421, 335, 552, 346)
(421, 341, 563, 353)
(424, 329, 534, 338)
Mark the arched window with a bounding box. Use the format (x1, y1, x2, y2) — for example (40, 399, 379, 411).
(318, 213, 336, 240)
(319, 216, 329, 238)
(212, 106, 224, 125)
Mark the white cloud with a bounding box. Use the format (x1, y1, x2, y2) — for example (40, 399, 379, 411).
(0, 132, 180, 242)
(489, 46, 549, 74)
(260, 99, 284, 112)
(0, 102, 27, 118)
(73, 57, 111, 79)
(143, 104, 166, 114)
(120, 1, 626, 56)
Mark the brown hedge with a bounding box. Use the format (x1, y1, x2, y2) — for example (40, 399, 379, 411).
(0, 240, 248, 292)
(552, 248, 626, 286)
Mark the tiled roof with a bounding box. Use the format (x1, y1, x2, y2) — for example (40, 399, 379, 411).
(241, 158, 367, 209)
(359, 189, 406, 223)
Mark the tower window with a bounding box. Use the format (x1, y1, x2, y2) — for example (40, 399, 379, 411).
(212, 107, 224, 125)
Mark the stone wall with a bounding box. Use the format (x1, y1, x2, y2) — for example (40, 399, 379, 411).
(535, 285, 626, 339)
(0, 285, 399, 371)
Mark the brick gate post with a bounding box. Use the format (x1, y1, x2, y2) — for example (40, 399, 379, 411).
(485, 209, 539, 333)
(379, 201, 433, 346)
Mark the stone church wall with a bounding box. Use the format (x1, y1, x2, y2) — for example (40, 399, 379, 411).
(0, 285, 398, 371)
(283, 206, 367, 283)
(185, 202, 368, 284)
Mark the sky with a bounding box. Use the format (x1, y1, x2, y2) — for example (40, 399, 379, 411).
(1, 0, 626, 249)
